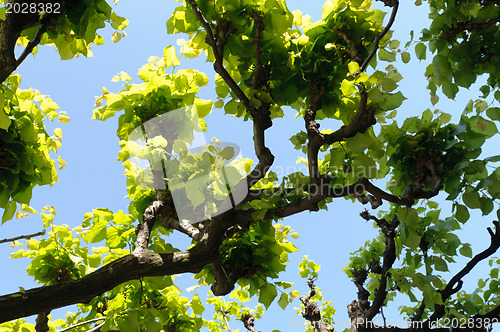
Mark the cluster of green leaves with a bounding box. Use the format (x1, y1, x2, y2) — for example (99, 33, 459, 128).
(79, 277, 204, 332)
(0, 75, 68, 223)
(0, 0, 128, 59)
(204, 294, 264, 332)
(195, 222, 298, 310)
(295, 256, 336, 332)
(10, 224, 83, 285)
(93, 47, 221, 216)
(168, 0, 403, 124)
(416, 0, 500, 101)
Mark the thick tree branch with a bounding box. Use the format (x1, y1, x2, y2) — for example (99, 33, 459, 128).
(251, 13, 265, 91)
(359, 178, 413, 207)
(35, 311, 49, 332)
(304, 82, 327, 183)
(300, 279, 330, 332)
(211, 253, 234, 296)
(241, 313, 259, 332)
(0, 200, 239, 322)
(441, 17, 500, 41)
(324, 88, 375, 145)
(362, 214, 399, 320)
(0, 248, 211, 322)
(134, 200, 162, 253)
(185, 0, 274, 189)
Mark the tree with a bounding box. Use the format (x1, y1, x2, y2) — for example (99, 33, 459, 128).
(0, 0, 499, 331)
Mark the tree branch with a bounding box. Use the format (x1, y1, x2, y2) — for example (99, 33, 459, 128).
(211, 252, 234, 296)
(441, 17, 500, 41)
(185, 0, 274, 189)
(184, 0, 250, 109)
(0, 1, 60, 83)
(241, 313, 259, 332)
(362, 214, 399, 320)
(220, 307, 233, 332)
(356, 0, 399, 74)
(304, 82, 327, 183)
(324, 88, 375, 145)
(300, 279, 330, 332)
(134, 200, 162, 253)
(57, 317, 106, 332)
(35, 311, 49, 332)
(0, 205, 237, 323)
(0, 230, 46, 244)
(425, 221, 500, 327)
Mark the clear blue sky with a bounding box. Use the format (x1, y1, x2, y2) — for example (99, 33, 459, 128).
(1, 0, 498, 330)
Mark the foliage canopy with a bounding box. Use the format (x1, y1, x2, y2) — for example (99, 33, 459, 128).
(0, 0, 499, 331)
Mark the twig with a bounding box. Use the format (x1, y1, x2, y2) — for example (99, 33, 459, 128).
(356, 0, 399, 74)
(15, 18, 50, 68)
(57, 317, 106, 332)
(0, 230, 46, 244)
(184, 0, 250, 109)
(220, 307, 232, 332)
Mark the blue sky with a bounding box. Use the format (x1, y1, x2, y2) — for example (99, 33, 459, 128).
(1, 0, 498, 330)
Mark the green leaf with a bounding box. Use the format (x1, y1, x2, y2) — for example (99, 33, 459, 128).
(190, 294, 205, 315)
(2, 201, 16, 224)
(415, 43, 426, 60)
(259, 283, 277, 309)
(346, 133, 373, 153)
(378, 49, 396, 62)
(459, 244, 472, 258)
(381, 91, 406, 111)
(194, 98, 213, 118)
(442, 81, 459, 100)
(405, 228, 421, 250)
(486, 107, 500, 121)
(430, 95, 439, 106)
(433, 256, 448, 272)
(41, 212, 54, 227)
(352, 154, 377, 179)
(85, 222, 107, 243)
(382, 79, 398, 92)
(0, 108, 11, 131)
(164, 46, 180, 68)
(462, 191, 480, 209)
(277, 293, 288, 310)
(455, 204, 470, 223)
(348, 61, 360, 74)
(340, 79, 356, 96)
(401, 208, 418, 227)
(479, 197, 494, 215)
(401, 51, 410, 63)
